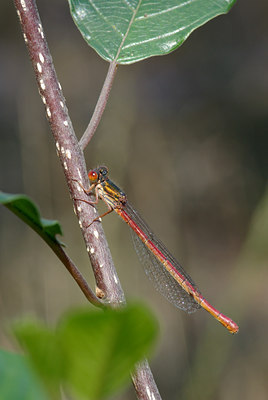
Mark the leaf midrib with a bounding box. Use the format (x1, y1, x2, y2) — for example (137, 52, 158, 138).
(114, 0, 142, 63)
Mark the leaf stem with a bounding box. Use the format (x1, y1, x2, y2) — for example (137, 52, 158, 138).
(79, 61, 118, 150)
(49, 241, 103, 308)
(2, 196, 101, 308)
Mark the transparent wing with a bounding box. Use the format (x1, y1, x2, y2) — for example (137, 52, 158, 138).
(126, 203, 201, 314)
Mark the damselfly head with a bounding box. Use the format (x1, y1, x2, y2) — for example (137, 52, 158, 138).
(88, 166, 109, 183)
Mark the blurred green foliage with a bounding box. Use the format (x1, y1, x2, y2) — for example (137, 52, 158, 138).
(1, 304, 157, 400)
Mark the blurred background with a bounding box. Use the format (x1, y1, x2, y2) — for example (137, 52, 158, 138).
(0, 1, 267, 399)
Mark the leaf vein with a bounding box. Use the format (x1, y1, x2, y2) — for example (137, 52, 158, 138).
(114, 0, 143, 62)
(122, 0, 135, 11)
(122, 13, 212, 51)
(135, 0, 196, 21)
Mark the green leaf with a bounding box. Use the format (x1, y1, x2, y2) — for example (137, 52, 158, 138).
(58, 304, 158, 399)
(0, 349, 48, 400)
(0, 192, 62, 245)
(13, 305, 158, 400)
(68, 0, 236, 64)
(13, 321, 63, 399)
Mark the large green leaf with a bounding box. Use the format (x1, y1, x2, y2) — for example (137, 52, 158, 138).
(13, 304, 158, 400)
(0, 349, 48, 400)
(68, 0, 236, 64)
(58, 304, 158, 399)
(0, 192, 62, 245)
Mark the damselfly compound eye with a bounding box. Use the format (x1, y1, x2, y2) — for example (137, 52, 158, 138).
(88, 170, 98, 182)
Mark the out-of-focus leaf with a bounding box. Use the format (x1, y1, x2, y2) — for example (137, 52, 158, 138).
(0, 192, 62, 244)
(68, 0, 236, 64)
(13, 304, 158, 400)
(58, 304, 158, 399)
(0, 349, 48, 400)
(13, 321, 63, 399)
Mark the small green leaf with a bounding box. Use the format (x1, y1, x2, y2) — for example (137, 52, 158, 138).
(0, 192, 62, 245)
(0, 349, 48, 400)
(13, 321, 63, 399)
(68, 0, 236, 64)
(13, 305, 158, 400)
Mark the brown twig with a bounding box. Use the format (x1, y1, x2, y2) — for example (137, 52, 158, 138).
(48, 240, 103, 308)
(13, 1, 162, 399)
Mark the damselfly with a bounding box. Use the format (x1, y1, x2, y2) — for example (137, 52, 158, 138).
(78, 166, 239, 334)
